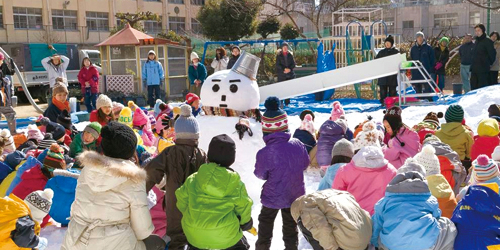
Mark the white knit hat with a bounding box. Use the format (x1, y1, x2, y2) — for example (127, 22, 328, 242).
(1, 129, 15, 154)
(353, 121, 382, 150)
(96, 94, 113, 111)
(492, 146, 500, 161)
(299, 114, 315, 136)
(191, 52, 200, 62)
(24, 189, 54, 223)
(414, 145, 440, 176)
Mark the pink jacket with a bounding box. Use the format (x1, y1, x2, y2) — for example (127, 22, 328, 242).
(383, 127, 421, 169)
(150, 186, 167, 237)
(333, 146, 397, 215)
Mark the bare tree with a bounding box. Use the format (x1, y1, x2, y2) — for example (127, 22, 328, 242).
(465, 0, 500, 10)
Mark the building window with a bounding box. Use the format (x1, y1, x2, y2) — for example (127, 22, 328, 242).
(87, 12, 109, 31)
(191, 18, 201, 34)
(169, 17, 185, 34)
(52, 9, 77, 30)
(191, 0, 205, 5)
(434, 13, 458, 28)
(0, 7, 3, 29)
(13, 7, 43, 29)
(144, 19, 163, 36)
(470, 11, 480, 27)
(169, 0, 184, 4)
(403, 20, 414, 29)
(385, 17, 395, 33)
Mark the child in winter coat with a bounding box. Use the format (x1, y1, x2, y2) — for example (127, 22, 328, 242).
(254, 96, 309, 250)
(333, 146, 397, 215)
(69, 122, 101, 159)
(316, 119, 350, 171)
(142, 50, 165, 107)
(458, 155, 500, 200)
(112, 102, 124, 120)
(43, 82, 69, 122)
(0, 129, 16, 154)
(41, 119, 70, 152)
(144, 105, 207, 250)
(318, 139, 354, 191)
(90, 94, 114, 126)
(412, 111, 444, 143)
(17, 125, 44, 152)
(133, 108, 155, 147)
(0, 189, 53, 250)
(435, 105, 474, 167)
(371, 171, 457, 250)
(414, 146, 458, 218)
(0, 152, 28, 197)
(488, 103, 500, 124)
(77, 57, 99, 112)
(293, 114, 316, 153)
(452, 184, 500, 250)
(119, 107, 133, 127)
(471, 118, 500, 161)
(185, 93, 202, 117)
(176, 134, 253, 249)
(291, 189, 372, 250)
(154, 114, 175, 154)
(62, 122, 165, 250)
(382, 106, 421, 169)
(45, 169, 79, 226)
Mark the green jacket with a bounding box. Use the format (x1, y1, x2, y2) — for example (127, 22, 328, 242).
(176, 163, 253, 249)
(69, 133, 97, 158)
(435, 122, 473, 160)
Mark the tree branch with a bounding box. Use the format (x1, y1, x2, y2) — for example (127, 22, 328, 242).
(465, 0, 500, 9)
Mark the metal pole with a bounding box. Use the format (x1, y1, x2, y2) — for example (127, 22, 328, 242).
(488, 0, 491, 34)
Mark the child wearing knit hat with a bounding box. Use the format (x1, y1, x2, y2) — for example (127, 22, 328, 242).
(458, 154, 500, 200)
(413, 111, 444, 143)
(261, 96, 289, 136)
(330, 101, 345, 121)
(488, 103, 500, 123)
(0, 129, 16, 155)
(43, 82, 69, 123)
(118, 107, 133, 127)
(144, 104, 207, 250)
(436, 105, 474, 165)
(471, 118, 500, 161)
(292, 114, 316, 153)
(318, 139, 354, 190)
(414, 145, 458, 218)
(185, 93, 202, 117)
(15, 125, 44, 152)
(112, 101, 124, 120)
(89, 94, 114, 126)
(69, 122, 102, 159)
(132, 108, 155, 147)
(154, 114, 175, 154)
(353, 121, 384, 150)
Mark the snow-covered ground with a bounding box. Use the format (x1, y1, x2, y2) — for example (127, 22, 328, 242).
(41, 85, 500, 250)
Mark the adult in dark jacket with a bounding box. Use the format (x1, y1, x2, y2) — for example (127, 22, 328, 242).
(471, 24, 497, 90)
(410, 32, 435, 93)
(0, 54, 17, 134)
(375, 35, 399, 104)
(145, 104, 208, 250)
(432, 37, 450, 91)
(227, 46, 241, 69)
(276, 43, 296, 106)
(459, 34, 474, 93)
(187, 52, 207, 97)
(489, 31, 500, 85)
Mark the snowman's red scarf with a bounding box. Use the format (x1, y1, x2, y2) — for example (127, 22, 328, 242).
(202, 106, 260, 120)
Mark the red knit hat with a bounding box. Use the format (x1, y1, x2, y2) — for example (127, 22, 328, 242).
(186, 93, 200, 105)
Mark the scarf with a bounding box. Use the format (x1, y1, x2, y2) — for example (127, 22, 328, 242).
(52, 97, 70, 112)
(440, 45, 446, 51)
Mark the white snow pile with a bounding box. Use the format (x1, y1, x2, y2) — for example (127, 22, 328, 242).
(41, 85, 500, 250)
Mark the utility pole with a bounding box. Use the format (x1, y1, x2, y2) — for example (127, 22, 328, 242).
(487, 0, 491, 34)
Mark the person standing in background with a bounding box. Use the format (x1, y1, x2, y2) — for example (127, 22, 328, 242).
(471, 24, 496, 90)
(0, 53, 17, 134)
(432, 37, 450, 91)
(227, 46, 241, 69)
(459, 34, 474, 93)
(276, 42, 296, 106)
(376, 35, 399, 105)
(489, 31, 500, 85)
(210, 47, 228, 72)
(142, 50, 165, 108)
(410, 31, 435, 94)
(188, 52, 207, 97)
(41, 50, 70, 105)
(77, 57, 99, 112)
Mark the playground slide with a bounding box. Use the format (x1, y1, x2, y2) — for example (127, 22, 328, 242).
(259, 53, 405, 103)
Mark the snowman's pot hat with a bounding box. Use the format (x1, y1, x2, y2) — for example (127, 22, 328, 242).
(231, 51, 261, 80)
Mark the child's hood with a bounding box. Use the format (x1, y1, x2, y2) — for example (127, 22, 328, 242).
(385, 172, 430, 195)
(21, 165, 46, 181)
(460, 185, 500, 214)
(77, 151, 146, 192)
(352, 146, 388, 169)
(50, 169, 80, 193)
(319, 120, 345, 136)
(427, 174, 453, 198)
(194, 163, 241, 198)
(0, 194, 30, 224)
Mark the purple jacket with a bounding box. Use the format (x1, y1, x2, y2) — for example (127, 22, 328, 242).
(254, 132, 309, 209)
(316, 120, 349, 167)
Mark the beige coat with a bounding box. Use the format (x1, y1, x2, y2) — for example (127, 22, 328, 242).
(291, 189, 372, 250)
(62, 151, 154, 250)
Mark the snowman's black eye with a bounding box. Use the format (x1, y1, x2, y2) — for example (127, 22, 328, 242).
(230, 84, 238, 93)
(212, 84, 220, 92)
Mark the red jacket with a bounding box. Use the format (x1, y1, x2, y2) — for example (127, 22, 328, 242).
(77, 66, 99, 94)
(471, 135, 500, 161)
(11, 165, 48, 200)
(89, 110, 109, 127)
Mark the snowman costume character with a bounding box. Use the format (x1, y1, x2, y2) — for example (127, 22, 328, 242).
(201, 51, 261, 120)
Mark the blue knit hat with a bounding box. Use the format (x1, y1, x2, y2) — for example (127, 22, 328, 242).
(174, 104, 199, 140)
(445, 105, 464, 123)
(262, 96, 288, 136)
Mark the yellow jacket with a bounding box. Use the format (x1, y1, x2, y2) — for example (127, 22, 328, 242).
(0, 194, 40, 250)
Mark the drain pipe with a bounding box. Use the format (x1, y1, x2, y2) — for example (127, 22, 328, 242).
(0, 47, 44, 114)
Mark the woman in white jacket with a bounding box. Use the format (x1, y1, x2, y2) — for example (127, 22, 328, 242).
(210, 47, 229, 72)
(62, 122, 165, 250)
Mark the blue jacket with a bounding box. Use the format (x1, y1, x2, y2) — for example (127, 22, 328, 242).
(0, 161, 12, 184)
(371, 172, 442, 250)
(452, 185, 500, 250)
(317, 163, 346, 191)
(142, 60, 164, 86)
(5, 156, 42, 196)
(410, 42, 435, 80)
(188, 64, 207, 85)
(45, 169, 80, 225)
(292, 129, 316, 153)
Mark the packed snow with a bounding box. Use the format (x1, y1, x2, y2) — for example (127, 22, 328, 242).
(41, 85, 500, 249)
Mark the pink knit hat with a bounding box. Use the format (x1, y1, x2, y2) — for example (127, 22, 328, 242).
(27, 124, 44, 142)
(330, 101, 345, 121)
(299, 114, 315, 136)
(132, 108, 150, 127)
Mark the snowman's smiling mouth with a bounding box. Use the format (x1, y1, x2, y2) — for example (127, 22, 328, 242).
(220, 104, 228, 108)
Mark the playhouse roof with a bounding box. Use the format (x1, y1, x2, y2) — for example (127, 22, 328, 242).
(96, 23, 154, 47)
